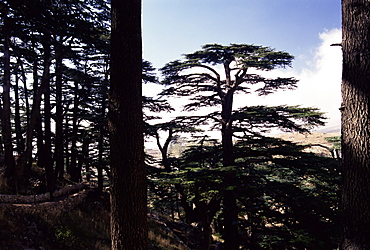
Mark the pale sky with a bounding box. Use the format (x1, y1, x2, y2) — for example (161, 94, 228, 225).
(142, 0, 342, 134)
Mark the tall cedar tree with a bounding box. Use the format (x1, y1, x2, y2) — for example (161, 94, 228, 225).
(160, 44, 325, 249)
(341, 0, 370, 249)
(109, 0, 148, 249)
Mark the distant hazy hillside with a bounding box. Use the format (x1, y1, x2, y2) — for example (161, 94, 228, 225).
(145, 132, 341, 161)
(273, 132, 341, 157)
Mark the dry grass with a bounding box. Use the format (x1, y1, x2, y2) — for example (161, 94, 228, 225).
(148, 219, 190, 250)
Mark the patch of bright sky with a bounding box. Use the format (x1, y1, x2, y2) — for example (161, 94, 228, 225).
(142, 0, 342, 137)
(142, 0, 341, 70)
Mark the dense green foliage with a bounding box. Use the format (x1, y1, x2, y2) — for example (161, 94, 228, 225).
(149, 135, 340, 249)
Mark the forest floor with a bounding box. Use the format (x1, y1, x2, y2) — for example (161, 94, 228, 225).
(0, 186, 111, 249)
(0, 185, 202, 250)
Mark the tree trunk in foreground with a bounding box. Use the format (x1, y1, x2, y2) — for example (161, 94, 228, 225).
(341, 0, 370, 249)
(109, 0, 147, 249)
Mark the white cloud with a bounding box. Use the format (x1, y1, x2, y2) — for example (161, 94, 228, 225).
(234, 28, 342, 133)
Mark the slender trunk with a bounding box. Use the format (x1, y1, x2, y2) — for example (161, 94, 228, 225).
(43, 51, 54, 194)
(0, 98, 4, 155)
(110, 0, 147, 248)
(65, 114, 70, 176)
(0, 98, 3, 155)
(32, 49, 43, 166)
(1, 11, 15, 190)
(55, 44, 64, 180)
(97, 123, 104, 191)
(156, 127, 173, 171)
(97, 125, 106, 190)
(15, 60, 32, 183)
(69, 81, 80, 182)
(341, 0, 370, 249)
(35, 77, 43, 167)
(16, 43, 51, 188)
(97, 66, 109, 192)
(81, 136, 90, 182)
(18, 58, 30, 126)
(34, 34, 55, 194)
(14, 61, 24, 154)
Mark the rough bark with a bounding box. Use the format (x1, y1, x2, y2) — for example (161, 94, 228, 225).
(109, 0, 147, 249)
(341, 0, 370, 249)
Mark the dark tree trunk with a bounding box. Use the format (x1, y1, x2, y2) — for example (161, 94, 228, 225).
(97, 65, 109, 193)
(18, 58, 30, 126)
(35, 86, 44, 167)
(194, 188, 213, 250)
(14, 61, 24, 154)
(55, 44, 64, 180)
(80, 135, 90, 182)
(36, 34, 55, 194)
(64, 115, 70, 176)
(109, 0, 147, 248)
(156, 127, 173, 171)
(97, 128, 105, 192)
(1, 10, 15, 190)
(341, 0, 370, 249)
(97, 120, 105, 192)
(15, 43, 51, 191)
(69, 81, 80, 182)
(0, 98, 3, 155)
(85, 141, 91, 182)
(221, 66, 239, 249)
(32, 50, 43, 167)
(43, 54, 55, 194)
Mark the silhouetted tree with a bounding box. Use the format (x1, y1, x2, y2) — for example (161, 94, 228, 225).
(160, 44, 325, 249)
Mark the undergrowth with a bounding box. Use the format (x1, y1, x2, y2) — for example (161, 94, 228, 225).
(0, 190, 193, 249)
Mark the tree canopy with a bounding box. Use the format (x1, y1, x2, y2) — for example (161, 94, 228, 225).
(154, 43, 329, 249)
